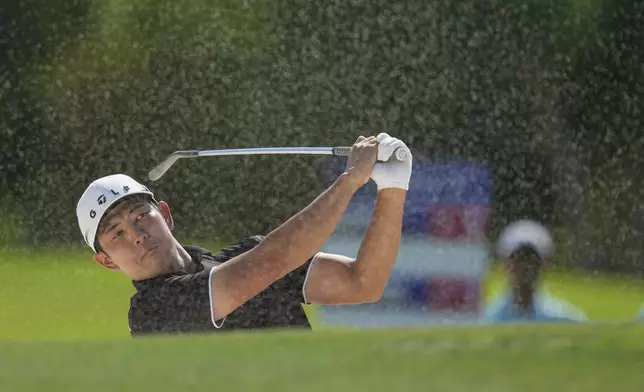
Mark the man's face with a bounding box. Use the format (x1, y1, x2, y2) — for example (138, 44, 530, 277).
(507, 248, 543, 288)
(93, 196, 177, 280)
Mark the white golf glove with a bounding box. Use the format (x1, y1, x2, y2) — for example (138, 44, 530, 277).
(371, 133, 413, 191)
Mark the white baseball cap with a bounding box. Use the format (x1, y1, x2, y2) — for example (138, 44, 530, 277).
(76, 174, 157, 252)
(496, 219, 554, 260)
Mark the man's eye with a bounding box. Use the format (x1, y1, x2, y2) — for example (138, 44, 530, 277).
(137, 212, 149, 220)
(112, 230, 123, 240)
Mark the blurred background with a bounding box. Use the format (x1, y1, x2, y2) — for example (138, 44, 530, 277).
(2, 0, 644, 337)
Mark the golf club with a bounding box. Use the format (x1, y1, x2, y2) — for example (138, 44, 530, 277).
(148, 146, 409, 181)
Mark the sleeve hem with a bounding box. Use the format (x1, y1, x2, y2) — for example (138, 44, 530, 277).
(209, 266, 226, 328)
(301, 252, 322, 305)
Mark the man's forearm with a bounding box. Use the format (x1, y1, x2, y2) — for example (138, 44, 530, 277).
(210, 173, 363, 320)
(351, 188, 406, 298)
(210, 137, 380, 320)
(257, 172, 360, 273)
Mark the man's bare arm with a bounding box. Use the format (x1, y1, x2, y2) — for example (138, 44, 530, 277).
(209, 137, 379, 321)
(303, 188, 406, 304)
(302, 133, 412, 305)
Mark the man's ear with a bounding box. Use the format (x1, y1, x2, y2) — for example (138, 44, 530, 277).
(94, 252, 120, 271)
(158, 201, 174, 230)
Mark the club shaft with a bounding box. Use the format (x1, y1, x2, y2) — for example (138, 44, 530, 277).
(197, 147, 336, 157)
(149, 146, 408, 182)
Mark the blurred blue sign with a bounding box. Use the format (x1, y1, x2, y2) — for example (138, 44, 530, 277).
(320, 159, 493, 239)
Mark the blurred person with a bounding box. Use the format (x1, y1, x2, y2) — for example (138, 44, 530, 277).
(482, 220, 588, 323)
(75, 134, 412, 336)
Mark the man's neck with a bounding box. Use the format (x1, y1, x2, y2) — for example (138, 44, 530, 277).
(511, 284, 536, 314)
(168, 242, 198, 274)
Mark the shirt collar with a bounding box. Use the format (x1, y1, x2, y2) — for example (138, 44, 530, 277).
(131, 245, 210, 291)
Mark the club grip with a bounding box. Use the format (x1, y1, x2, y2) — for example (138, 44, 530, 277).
(331, 146, 352, 156)
(332, 146, 409, 162)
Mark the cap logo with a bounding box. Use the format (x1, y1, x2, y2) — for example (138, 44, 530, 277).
(90, 210, 96, 218)
(97, 195, 107, 205)
(123, 186, 130, 193)
(110, 189, 120, 196)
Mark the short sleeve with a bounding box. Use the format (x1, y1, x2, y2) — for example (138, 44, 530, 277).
(481, 293, 512, 323)
(282, 253, 320, 305)
(128, 269, 222, 336)
(540, 296, 588, 322)
(211, 235, 319, 305)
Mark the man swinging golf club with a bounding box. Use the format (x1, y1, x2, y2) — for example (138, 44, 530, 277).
(76, 134, 412, 336)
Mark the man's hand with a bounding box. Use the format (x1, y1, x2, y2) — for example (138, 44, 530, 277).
(343, 136, 380, 190)
(371, 133, 413, 191)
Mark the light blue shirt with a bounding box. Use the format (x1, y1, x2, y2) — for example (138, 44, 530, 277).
(482, 287, 588, 323)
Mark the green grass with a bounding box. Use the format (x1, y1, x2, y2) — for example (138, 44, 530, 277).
(1, 247, 644, 390)
(1, 246, 644, 340)
(483, 264, 644, 320)
(0, 324, 643, 391)
(0, 243, 224, 340)
(0, 246, 135, 340)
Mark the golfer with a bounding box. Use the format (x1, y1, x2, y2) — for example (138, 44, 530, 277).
(76, 134, 412, 335)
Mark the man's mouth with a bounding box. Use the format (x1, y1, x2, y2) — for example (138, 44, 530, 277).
(141, 245, 160, 262)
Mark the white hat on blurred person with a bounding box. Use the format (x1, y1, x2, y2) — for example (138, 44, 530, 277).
(496, 219, 554, 260)
(76, 174, 157, 252)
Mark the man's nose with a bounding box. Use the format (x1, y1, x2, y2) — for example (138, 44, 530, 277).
(133, 225, 149, 245)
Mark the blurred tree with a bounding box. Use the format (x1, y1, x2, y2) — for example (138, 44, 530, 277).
(28, 0, 320, 244)
(3, 0, 643, 276)
(276, 0, 585, 231)
(0, 0, 91, 244)
(563, 0, 644, 274)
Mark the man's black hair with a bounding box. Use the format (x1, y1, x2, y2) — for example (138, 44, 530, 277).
(94, 194, 160, 255)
